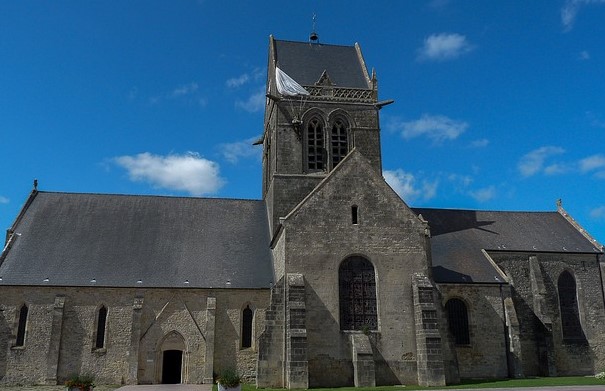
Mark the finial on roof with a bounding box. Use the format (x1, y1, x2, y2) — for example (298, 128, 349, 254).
(33, 179, 38, 191)
(556, 198, 562, 209)
(309, 13, 319, 43)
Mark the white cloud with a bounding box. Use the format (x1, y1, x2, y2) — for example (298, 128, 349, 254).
(590, 206, 605, 220)
(235, 87, 266, 113)
(517, 146, 565, 177)
(417, 33, 474, 61)
(579, 50, 591, 60)
(396, 114, 468, 143)
(226, 74, 250, 88)
(171, 82, 199, 98)
(469, 186, 496, 202)
(561, 0, 605, 31)
(383, 169, 438, 202)
(0, 196, 9, 204)
(579, 154, 605, 172)
(218, 137, 262, 164)
(469, 138, 489, 148)
(544, 163, 571, 175)
(113, 152, 225, 195)
(226, 68, 264, 88)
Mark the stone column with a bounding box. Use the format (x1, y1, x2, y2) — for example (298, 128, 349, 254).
(45, 295, 65, 384)
(127, 296, 144, 384)
(412, 273, 446, 387)
(285, 273, 308, 389)
(203, 297, 216, 384)
(351, 334, 375, 387)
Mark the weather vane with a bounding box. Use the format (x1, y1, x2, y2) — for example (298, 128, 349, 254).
(309, 13, 319, 43)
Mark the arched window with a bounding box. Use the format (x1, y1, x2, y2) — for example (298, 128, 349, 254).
(242, 305, 253, 348)
(307, 117, 324, 171)
(445, 298, 470, 345)
(339, 256, 377, 330)
(95, 306, 108, 349)
(15, 304, 28, 347)
(330, 118, 348, 168)
(558, 271, 583, 341)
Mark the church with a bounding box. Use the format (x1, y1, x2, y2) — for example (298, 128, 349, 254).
(1, 35, 604, 388)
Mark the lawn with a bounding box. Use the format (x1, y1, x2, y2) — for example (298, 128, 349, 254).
(241, 376, 604, 390)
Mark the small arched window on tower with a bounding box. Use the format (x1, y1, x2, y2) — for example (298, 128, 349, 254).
(445, 298, 470, 345)
(307, 117, 324, 171)
(558, 271, 584, 341)
(15, 304, 28, 347)
(339, 256, 377, 330)
(95, 305, 108, 349)
(242, 305, 253, 348)
(330, 118, 349, 168)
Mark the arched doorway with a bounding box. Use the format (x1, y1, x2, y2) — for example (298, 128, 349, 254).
(158, 331, 186, 384)
(162, 350, 183, 384)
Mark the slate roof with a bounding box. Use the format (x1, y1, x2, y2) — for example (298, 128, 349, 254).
(413, 208, 603, 284)
(273, 39, 370, 89)
(0, 192, 274, 288)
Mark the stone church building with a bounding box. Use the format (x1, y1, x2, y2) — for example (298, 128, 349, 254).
(1, 35, 604, 388)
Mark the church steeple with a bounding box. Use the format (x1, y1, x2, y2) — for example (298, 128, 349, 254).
(262, 35, 386, 234)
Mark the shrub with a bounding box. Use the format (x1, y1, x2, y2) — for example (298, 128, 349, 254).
(65, 374, 95, 390)
(217, 368, 241, 388)
(596, 371, 605, 379)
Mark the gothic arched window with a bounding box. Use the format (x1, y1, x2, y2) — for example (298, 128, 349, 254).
(339, 256, 377, 331)
(15, 304, 28, 347)
(307, 117, 324, 171)
(445, 298, 470, 345)
(558, 271, 584, 341)
(242, 305, 253, 348)
(330, 118, 348, 168)
(95, 305, 108, 349)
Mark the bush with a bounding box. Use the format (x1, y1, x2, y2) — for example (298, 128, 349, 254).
(217, 368, 241, 388)
(596, 371, 605, 379)
(65, 374, 95, 390)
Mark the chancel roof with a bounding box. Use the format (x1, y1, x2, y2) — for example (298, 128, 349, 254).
(0, 192, 274, 288)
(273, 39, 370, 89)
(414, 208, 603, 284)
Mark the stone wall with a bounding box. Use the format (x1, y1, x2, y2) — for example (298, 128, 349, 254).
(439, 284, 509, 379)
(0, 286, 269, 385)
(492, 251, 605, 376)
(278, 151, 439, 387)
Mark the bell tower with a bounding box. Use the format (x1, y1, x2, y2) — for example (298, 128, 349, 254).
(262, 35, 389, 234)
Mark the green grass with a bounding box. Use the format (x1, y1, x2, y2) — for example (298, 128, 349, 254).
(243, 376, 604, 390)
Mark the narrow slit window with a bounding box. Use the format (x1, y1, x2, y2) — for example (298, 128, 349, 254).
(351, 205, 358, 224)
(242, 305, 253, 348)
(95, 306, 108, 349)
(15, 304, 28, 347)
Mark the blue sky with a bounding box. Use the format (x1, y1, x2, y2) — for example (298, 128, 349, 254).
(1, 1, 604, 246)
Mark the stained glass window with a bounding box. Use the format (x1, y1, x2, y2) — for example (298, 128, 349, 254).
(339, 256, 377, 330)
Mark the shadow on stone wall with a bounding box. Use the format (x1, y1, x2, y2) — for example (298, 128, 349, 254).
(0, 313, 9, 379)
(57, 305, 85, 381)
(305, 283, 353, 388)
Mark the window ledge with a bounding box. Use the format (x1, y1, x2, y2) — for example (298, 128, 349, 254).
(10, 345, 25, 351)
(92, 347, 107, 355)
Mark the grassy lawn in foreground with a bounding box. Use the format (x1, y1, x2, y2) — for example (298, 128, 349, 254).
(241, 376, 604, 390)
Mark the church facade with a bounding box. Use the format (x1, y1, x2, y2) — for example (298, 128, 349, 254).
(1, 36, 604, 388)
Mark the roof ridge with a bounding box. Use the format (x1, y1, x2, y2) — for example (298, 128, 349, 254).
(412, 206, 559, 214)
(273, 38, 356, 49)
(35, 190, 263, 203)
